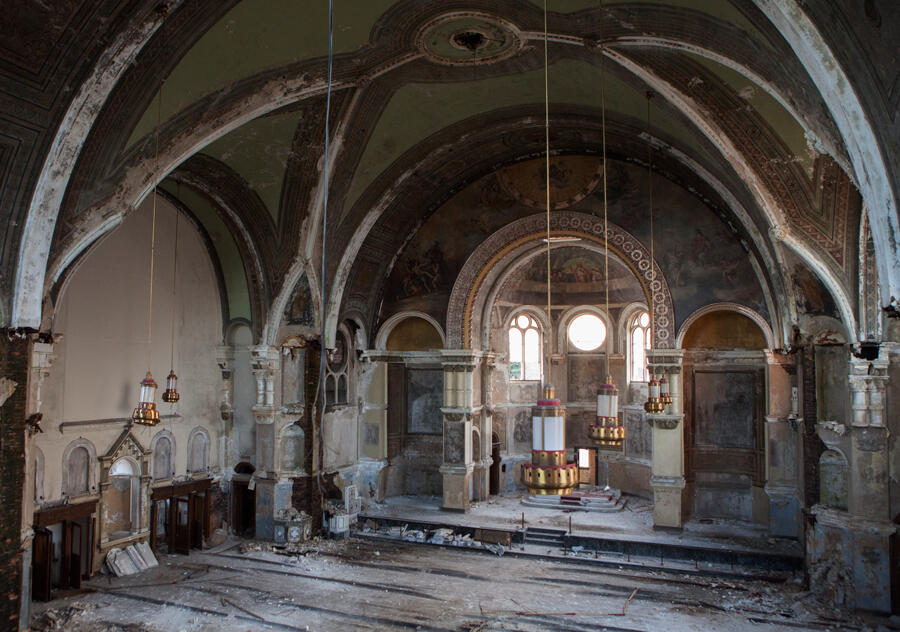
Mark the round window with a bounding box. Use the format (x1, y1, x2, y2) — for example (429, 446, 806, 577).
(568, 313, 606, 351)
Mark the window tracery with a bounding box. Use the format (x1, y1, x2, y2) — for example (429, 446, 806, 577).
(508, 313, 542, 381)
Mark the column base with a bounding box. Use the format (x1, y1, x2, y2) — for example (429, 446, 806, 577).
(765, 484, 802, 539)
(440, 464, 473, 512)
(651, 475, 686, 529)
(808, 505, 896, 613)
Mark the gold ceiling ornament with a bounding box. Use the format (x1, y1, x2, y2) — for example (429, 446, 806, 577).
(133, 84, 164, 426)
(162, 179, 181, 405)
(523, 0, 578, 496)
(643, 91, 666, 415)
(590, 2, 625, 449)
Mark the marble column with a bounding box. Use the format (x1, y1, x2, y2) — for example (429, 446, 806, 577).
(808, 346, 894, 612)
(440, 350, 477, 511)
(647, 349, 686, 529)
(763, 350, 803, 538)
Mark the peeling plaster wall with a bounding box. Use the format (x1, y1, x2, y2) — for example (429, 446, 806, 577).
(36, 195, 224, 504)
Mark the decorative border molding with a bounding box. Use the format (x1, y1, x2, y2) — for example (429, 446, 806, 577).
(446, 212, 675, 349)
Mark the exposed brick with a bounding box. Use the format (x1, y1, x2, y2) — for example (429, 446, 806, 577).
(0, 332, 31, 628)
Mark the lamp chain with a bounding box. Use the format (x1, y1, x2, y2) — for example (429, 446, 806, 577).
(647, 93, 655, 372)
(147, 83, 163, 374)
(543, 0, 552, 381)
(599, 2, 611, 376)
(169, 181, 179, 370)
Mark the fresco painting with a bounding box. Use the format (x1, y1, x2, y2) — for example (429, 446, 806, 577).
(381, 156, 768, 330)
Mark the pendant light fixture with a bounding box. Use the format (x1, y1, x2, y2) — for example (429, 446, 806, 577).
(133, 85, 164, 426)
(643, 92, 665, 415)
(591, 4, 624, 449)
(522, 0, 577, 495)
(162, 180, 180, 404)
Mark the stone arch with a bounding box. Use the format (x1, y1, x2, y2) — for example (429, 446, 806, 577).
(446, 212, 675, 350)
(187, 427, 211, 474)
(61, 438, 98, 497)
(150, 430, 176, 481)
(676, 302, 775, 350)
(375, 311, 446, 350)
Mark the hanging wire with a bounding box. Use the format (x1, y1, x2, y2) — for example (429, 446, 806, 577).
(147, 83, 163, 373)
(599, 2, 612, 377)
(646, 92, 655, 370)
(169, 180, 180, 372)
(543, 0, 552, 383)
(313, 0, 335, 501)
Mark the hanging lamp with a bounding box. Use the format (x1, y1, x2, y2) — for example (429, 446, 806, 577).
(522, 0, 578, 495)
(162, 180, 180, 404)
(590, 5, 625, 449)
(643, 92, 665, 415)
(133, 85, 164, 426)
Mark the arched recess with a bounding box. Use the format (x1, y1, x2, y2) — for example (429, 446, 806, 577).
(61, 439, 98, 498)
(150, 430, 176, 481)
(446, 212, 675, 351)
(34, 446, 45, 505)
(676, 302, 775, 350)
(675, 303, 776, 349)
(375, 312, 445, 351)
(187, 427, 211, 474)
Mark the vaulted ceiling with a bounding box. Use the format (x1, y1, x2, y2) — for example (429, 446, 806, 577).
(3, 0, 899, 343)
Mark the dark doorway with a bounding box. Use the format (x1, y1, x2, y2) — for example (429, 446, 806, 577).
(32, 528, 52, 602)
(490, 433, 502, 495)
(173, 497, 191, 555)
(232, 480, 255, 537)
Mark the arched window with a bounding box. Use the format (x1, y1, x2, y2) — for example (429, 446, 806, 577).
(64, 446, 90, 496)
(508, 313, 542, 381)
(629, 311, 651, 382)
(325, 328, 350, 405)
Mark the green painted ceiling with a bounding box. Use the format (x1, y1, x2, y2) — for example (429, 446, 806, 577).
(341, 57, 716, 221)
(160, 181, 251, 322)
(528, 0, 769, 49)
(685, 52, 814, 174)
(127, 0, 396, 147)
(199, 107, 305, 222)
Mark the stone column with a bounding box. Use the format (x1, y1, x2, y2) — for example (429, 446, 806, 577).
(477, 354, 496, 500)
(216, 344, 235, 470)
(647, 349, 685, 529)
(763, 350, 803, 538)
(440, 350, 477, 511)
(809, 346, 894, 612)
(250, 345, 280, 539)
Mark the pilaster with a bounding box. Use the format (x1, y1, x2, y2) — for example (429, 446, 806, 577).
(440, 350, 478, 511)
(647, 346, 686, 529)
(763, 350, 803, 538)
(250, 345, 280, 539)
(808, 347, 894, 613)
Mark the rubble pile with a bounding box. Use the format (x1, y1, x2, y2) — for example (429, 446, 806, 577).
(359, 521, 505, 555)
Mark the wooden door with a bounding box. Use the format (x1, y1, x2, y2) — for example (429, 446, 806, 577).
(32, 529, 52, 602)
(173, 497, 191, 555)
(68, 522, 82, 589)
(578, 448, 596, 485)
(189, 493, 204, 549)
(489, 439, 501, 495)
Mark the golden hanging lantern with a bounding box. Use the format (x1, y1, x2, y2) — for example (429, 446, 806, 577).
(133, 372, 160, 425)
(522, 385, 578, 495)
(162, 369, 180, 403)
(591, 376, 624, 448)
